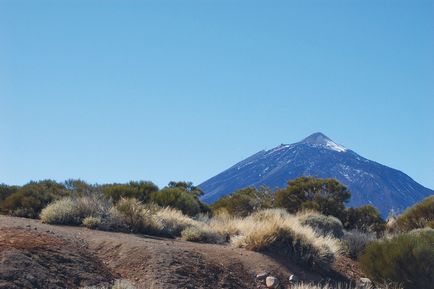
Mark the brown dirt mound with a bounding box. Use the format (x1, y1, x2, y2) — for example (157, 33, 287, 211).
(0, 216, 363, 289)
(0, 228, 115, 289)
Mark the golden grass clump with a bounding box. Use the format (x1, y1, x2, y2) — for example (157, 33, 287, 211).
(230, 209, 341, 271)
(155, 207, 199, 236)
(40, 197, 79, 225)
(180, 224, 224, 243)
(114, 198, 163, 235)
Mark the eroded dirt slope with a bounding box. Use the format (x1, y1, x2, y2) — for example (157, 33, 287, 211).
(0, 216, 355, 289)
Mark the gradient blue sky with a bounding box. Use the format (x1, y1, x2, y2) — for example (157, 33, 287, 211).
(1, 0, 433, 190)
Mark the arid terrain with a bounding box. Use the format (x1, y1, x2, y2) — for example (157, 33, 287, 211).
(0, 215, 361, 289)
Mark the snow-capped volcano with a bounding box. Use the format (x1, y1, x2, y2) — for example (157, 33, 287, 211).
(199, 133, 433, 217)
(300, 132, 347, 152)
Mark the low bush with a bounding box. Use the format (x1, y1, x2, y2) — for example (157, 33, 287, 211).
(82, 216, 102, 229)
(299, 212, 344, 238)
(359, 229, 434, 289)
(344, 205, 385, 233)
(208, 213, 242, 238)
(40, 195, 111, 225)
(391, 196, 434, 232)
(211, 187, 273, 217)
(274, 177, 350, 220)
(149, 187, 204, 216)
(0, 180, 68, 218)
(155, 207, 199, 236)
(231, 209, 341, 271)
(102, 181, 158, 203)
(342, 229, 376, 259)
(114, 198, 162, 235)
(40, 198, 79, 224)
(180, 225, 224, 244)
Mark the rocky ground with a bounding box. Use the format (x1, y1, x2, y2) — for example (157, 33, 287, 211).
(0, 215, 362, 289)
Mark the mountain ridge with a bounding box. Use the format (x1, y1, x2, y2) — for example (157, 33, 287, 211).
(199, 133, 433, 217)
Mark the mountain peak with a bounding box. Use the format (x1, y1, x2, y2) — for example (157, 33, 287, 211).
(300, 132, 347, 152)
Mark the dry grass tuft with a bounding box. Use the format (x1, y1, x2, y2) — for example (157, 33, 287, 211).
(180, 225, 224, 243)
(155, 207, 199, 236)
(114, 198, 163, 235)
(230, 209, 341, 271)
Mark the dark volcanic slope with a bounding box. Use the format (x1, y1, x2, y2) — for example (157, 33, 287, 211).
(200, 133, 433, 216)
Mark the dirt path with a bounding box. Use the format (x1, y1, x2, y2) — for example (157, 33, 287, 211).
(0, 216, 328, 289)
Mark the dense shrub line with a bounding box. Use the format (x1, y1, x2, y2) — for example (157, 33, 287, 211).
(359, 229, 434, 289)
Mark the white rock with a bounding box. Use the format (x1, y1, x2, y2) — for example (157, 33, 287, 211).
(265, 276, 279, 288)
(289, 274, 299, 283)
(256, 272, 268, 280)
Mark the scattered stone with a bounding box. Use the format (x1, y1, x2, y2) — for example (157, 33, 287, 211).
(288, 274, 300, 283)
(256, 272, 269, 281)
(265, 276, 279, 288)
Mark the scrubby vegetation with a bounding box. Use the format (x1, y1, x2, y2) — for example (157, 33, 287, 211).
(0, 180, 68, 218)
(230, 209, 341, 271)
(1, 177, 432, 285)
(40, 194, 111, 226)
(344, 205, 385, 233)
(359, 229, 434, 289)
(298, 211, 344, 238)
(274, 177, 350, 219)
(211, 187, 273, 217)
(389, 195, 434, 232)
(180, 225, 223, 243)
(342, 229, 376, 259)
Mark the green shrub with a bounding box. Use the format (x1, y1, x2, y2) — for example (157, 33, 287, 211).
(102, 181, 158, 203)
(180, 225, 223, 244)
(211, 187, 273, 217)
(82, 216, 102, 229)
(299, 214, 344, 238)
(0, 180, 68, 218)
(274, 177, 350, 219)
(0, 184, 18, 204)
(149, 188, 202, 216)
(359, 230, 434, 289)
(392, 196, 434, 232)
(344, 205, 385, 233)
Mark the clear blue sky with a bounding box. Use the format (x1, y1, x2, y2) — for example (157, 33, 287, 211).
(1, 0, 433, 190)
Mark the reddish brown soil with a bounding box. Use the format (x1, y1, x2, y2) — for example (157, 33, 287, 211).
(0, 216, 362, 289)
(0, 227, 115, 289)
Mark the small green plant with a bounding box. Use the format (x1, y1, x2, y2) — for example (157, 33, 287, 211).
(359, 229, 434, 289)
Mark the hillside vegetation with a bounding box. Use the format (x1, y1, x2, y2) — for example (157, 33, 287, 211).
(1, 177, 432, 289)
